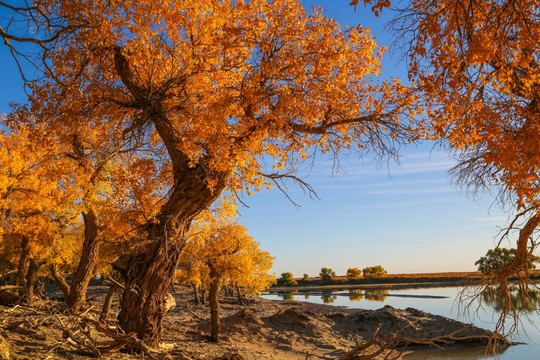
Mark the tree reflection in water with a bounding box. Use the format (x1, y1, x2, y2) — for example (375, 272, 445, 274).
(321, 295, 338, 304)
(364, 290, 389, 302)
(349, 290, 363, 302)
(482, 286, 540, 313)
(278, 290, 297, 301)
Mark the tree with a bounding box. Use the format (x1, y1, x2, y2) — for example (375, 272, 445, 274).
(277, 272, 297, 286)
(178, 215, 274, 342)
(303, 274, 310, 281)
(1, 0, 418, 344)
(392, 0, 539, 335)
(319, 268, 336, 282)
(362, 265, 387, 278)
(476, 248, 539, 276)
(346, 267, 363, 280)
(0, 122, 80, 304)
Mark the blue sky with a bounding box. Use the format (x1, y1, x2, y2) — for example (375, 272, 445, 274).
(0, 1, 512, 277)
(238, 1, 511, 276)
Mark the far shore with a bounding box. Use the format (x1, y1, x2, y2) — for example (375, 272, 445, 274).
(269, 270, 540, 292)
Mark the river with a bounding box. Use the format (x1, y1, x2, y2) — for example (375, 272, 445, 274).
(260, 286, 540, 359)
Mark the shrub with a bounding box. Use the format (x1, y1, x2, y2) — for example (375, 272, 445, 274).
(277, 272, 297, 286)
(346, 267, 362, 280)
(363, 265, 387, 278)
(319, 267, 336, 282)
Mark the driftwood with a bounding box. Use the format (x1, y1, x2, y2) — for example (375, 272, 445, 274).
(337, 323, 509, 360)
(0, 301, 190, 360)
(0, 270, 16, 281)
(54, 313, 193, 360)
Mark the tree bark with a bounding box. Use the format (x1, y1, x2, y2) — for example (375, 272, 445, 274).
(201, 288, 207, 305)
(50, 263, 70, 300)
(25, 259, 39, 304)
(192, 284, 200, 305)
(66, 208, 100, 313)
(235, 285, 245, 305)
(17, 236, 30, 298)
(114, 223, 185, 346)
(209, 272, 221, 342)
(100, 285, 117, 323)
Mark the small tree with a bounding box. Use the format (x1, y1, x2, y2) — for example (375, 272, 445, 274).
(277, 272, 297, 286)
(319, 268, 336, 282)
(476, 248, 539, 276)
(363, 265, 387, 278)
(346, 267, 362, 280)
(303, 274, 309, 281)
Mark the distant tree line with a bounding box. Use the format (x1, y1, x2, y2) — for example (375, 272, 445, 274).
(276, 265, 388, 285)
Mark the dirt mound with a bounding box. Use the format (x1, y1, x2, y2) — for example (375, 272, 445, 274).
(200, 308, 266, 336)
(352, 305, 492, 343)
(263, 305, 347, 352)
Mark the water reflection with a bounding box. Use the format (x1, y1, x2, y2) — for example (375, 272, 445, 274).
(364, 289, 389, 302)
(276, 289, 391, 303)
(321, 294, 338, 304)
(482, 286, 540, 313)
(349, 290, 363, 302)
(278, 289, 297, 300)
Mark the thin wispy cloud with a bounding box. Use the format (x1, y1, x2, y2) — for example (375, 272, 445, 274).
(361, 187, 455, 196)
(342, 198, 456, 210)
(472, 216, 508, 222)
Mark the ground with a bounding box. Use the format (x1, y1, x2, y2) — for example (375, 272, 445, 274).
(0, 283, 500, 360)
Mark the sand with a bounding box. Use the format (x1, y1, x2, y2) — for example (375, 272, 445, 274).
(0, 284, 498, 360)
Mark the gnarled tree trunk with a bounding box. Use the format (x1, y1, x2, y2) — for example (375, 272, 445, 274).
(114, 227, 184, 346)
(66, 209, 100, 313)
(112, 48, 227, 346)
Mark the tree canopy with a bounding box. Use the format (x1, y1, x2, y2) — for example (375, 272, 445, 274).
(391, 0, 539, 336)
(1, 0, 420, 344)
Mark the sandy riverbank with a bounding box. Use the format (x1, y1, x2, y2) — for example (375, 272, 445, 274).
(0, 284, 501, 360)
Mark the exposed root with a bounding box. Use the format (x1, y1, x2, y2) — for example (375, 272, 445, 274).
(459, 211, 540, 342)
(338, 323, 508, 360)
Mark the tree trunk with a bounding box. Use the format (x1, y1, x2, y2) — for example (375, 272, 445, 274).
(201, 288, 207, 304)
(114, 222, 185, 347)
(112, 48, 227, 346)
(25, 259, 39, 304)
(17, 237, 30, 298)
(209, 273, 221, 342)
(66, 209, 100, 313)
(192, 284, 200, 305)
(100, 285, 117, 323)
(235, 285, 245, 305)
(50, 264, 70, 300)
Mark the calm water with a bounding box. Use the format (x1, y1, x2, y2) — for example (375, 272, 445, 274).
(261, 287, 540, 359)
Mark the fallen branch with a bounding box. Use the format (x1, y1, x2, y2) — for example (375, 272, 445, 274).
(0, 270, 16, 281)
(338, 323, 509, 360)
